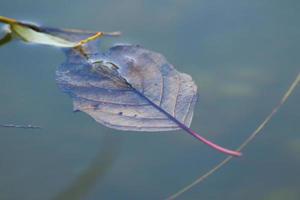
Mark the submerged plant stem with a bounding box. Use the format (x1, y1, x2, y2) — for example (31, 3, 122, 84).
(166, 72, 300, 200)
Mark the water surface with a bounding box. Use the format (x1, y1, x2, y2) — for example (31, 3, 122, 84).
(0, 1, 299, 199)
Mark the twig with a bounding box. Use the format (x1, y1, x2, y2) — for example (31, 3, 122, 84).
(0, 123, 41, 129)
(166, 72, 300, 200)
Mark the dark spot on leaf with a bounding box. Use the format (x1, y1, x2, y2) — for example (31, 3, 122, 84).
(93, 104, 100, 110)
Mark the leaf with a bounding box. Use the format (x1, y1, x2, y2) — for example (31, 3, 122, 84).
(57, 45, 197, 131)
(0, 32, 13, 46)
(56, 44, 241, 156)
(0, 16, 120, 47)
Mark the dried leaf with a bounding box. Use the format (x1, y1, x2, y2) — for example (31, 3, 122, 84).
(57, 45, 197, 131)
(57, 44, 241, 156)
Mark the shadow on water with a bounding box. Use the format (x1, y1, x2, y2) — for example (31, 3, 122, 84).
(53, 135, 121, 200)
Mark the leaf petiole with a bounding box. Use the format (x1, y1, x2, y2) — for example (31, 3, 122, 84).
(0, 16, 17, 25)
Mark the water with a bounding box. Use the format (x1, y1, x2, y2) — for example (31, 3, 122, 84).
(0, 1, 299, 199)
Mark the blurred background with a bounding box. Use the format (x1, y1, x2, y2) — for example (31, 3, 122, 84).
(0, 0, 299, 199)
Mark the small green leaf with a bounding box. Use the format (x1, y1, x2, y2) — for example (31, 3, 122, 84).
(0, 32, 13, 46)
(11, 23, 78, 47)
(0, 16, 120, 48)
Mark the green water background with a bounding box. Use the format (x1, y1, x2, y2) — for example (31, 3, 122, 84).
(0, 0, 299, 199)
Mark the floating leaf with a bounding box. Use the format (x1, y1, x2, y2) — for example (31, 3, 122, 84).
(56, 44, 241, 156)
(57, 45, 197, 131)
